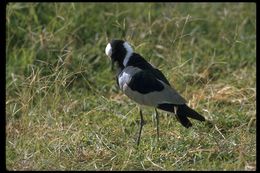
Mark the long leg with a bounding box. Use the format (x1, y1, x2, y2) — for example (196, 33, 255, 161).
(155, 108, 160, 142)
(137, 109, 145, 146)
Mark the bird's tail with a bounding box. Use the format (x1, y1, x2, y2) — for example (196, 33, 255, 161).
(157, 103, 205, 128)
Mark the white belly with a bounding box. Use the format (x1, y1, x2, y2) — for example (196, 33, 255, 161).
(118, 66, 141, 90)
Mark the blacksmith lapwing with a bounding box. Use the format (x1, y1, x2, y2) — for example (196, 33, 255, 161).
(105, 39, 205, 145)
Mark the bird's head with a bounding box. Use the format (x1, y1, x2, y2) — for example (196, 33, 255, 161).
(105, 39, 133, 70)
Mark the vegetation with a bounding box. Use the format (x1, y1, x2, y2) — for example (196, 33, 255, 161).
(6, 3, 256, 170)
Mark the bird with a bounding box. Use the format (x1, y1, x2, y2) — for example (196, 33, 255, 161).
(105, 39, 205, 145)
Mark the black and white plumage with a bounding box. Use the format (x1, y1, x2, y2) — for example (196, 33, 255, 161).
(105, 39, 205, 145)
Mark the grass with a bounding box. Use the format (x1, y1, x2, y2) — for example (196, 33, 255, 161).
(6, 2, 256, 171)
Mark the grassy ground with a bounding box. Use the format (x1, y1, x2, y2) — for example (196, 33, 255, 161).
(6, 3, 256, 171)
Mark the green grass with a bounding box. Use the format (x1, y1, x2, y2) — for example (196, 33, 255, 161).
(6, 2, 256, 171)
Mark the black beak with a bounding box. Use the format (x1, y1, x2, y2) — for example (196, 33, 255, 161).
(111, 59, 115, 71)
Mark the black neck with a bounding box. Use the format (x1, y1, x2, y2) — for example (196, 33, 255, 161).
(126, 53, 151, 69)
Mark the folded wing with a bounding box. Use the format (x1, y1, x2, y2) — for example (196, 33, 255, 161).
(123, 70, 187, 106)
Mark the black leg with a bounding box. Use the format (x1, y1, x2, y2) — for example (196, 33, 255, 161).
(155, 108, 160, 142)
(137, 109, 145, 146)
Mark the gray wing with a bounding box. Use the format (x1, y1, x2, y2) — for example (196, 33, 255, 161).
(123, 70, 187, 106)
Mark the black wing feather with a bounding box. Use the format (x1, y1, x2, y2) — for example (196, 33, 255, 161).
(126, 53, 171, 86)
(128, 70, 164, 94)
